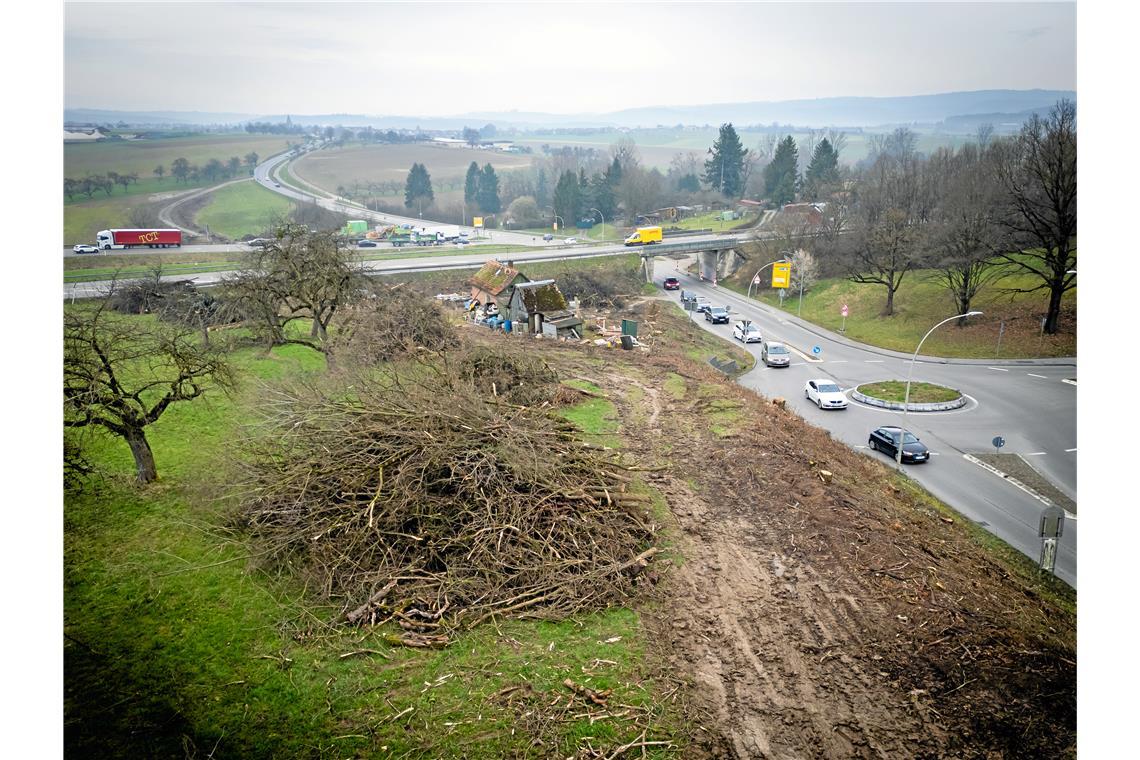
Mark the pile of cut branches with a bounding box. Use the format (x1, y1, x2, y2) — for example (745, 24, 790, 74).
(236, 359, 658, 642)
(329, 286, 457, 366)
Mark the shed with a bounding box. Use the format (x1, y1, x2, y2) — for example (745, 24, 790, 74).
(467, 260, 528, 308)
(507, 280, 578, 336)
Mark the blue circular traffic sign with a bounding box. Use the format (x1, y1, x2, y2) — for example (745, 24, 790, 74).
(992, 436, 1005, 449)
(812, 345, 821, 355)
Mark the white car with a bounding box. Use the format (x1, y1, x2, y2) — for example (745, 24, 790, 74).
(72, 244, 99, 254)
(565, 237, 578, 244)
(804, 379, 848, 410)
(732, 321, 762, 343)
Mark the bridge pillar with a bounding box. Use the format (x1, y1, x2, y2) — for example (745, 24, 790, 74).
(698, 250, 721, 282)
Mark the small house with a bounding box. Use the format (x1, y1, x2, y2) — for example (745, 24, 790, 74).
(467, 260, 529, 310)
(507, 280, 582, 338)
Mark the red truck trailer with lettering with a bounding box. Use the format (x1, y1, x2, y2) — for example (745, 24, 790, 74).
(96, 228, 183, 250)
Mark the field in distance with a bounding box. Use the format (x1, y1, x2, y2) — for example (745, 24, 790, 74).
(291, 143, 535, 196)
(65, 134, 294, 179)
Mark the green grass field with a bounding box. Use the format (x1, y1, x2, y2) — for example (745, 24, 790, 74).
(857, 380, 961, 403)
(733, 264, 1076, 359)
(65, 316, 684, 757)
(65, 134, 293, 179)
(194, 180, 295, 240)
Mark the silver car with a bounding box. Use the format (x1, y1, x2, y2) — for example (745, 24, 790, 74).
(760, 341, 791, 367)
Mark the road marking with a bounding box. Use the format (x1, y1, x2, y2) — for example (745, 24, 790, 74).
(828, 360, 848, 364)
(864, 360, 884, 363)
(963, 454, 1058, 509)
(1062, 379, 1077, 386)
(1065, 447, 1077, 453)
(1023, 452, 1047, 456)
(986, 367, 1009, 372)
(1027, 373, 1047, 379)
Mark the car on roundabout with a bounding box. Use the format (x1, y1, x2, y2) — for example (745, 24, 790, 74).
(868, 426, 930, 463)
(760, 341, 791, 367)
(804, 379, 847, 409)
(732, 320, 762, 343)
(72, 244, 99, 254)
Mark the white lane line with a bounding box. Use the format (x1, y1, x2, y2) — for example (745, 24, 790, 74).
(963, 454, 1061, 511)
(1065, 447, 1077, 453)
(1062, 379, 1077, 386)
(1023, 452, 1047, 456)
(864, 360, 884, 363)
(986, 367, 1009, 372)
(828, 360, 848, 364)
(1027, 373, 1047, 379)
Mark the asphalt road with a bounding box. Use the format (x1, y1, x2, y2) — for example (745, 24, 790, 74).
(657, 261, 1077, 587)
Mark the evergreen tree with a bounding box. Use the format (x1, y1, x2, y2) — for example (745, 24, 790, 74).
(404, 162, 434, 212)
(702, 123, 749, 197)
(535, 168, 549, 210)
(803, 138, 839, 200)
(464, 161, 479, 204)
(476, 163, 501, 214)
(589, 171, 615, 221)
(763, 136, 799, 205)
(607, 156, 623, 187)
(678, 174, 701, 193)
(552, 170, 581, 231)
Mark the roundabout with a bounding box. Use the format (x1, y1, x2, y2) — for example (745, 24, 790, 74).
(851, 380, 968, 412)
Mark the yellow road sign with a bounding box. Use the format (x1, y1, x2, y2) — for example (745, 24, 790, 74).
(772, 262, 791, 288)
(474, 216, 484, 228)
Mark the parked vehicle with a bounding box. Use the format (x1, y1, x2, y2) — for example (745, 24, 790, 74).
(760, 341, 791, 367)
(868, 426, 930, 463)
(695, 296, 712, 314)
(663, 277, 680, 291)
(705, 305, 730, 324)
(72, 244, 98, 254)
(804, 379, 847, 409)
(732, 320, 762, 343)
(96, 228, 182, 250)
(624, 226, 663, 246)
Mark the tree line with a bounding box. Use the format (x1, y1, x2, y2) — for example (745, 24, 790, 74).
(761, 100, 1076, 335)
(64, 152, 262, 200)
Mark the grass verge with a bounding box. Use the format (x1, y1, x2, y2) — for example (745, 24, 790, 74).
(856, 380, 961, 403)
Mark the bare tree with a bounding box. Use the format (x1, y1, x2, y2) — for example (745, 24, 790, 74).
(843, 151, 929, 315)
(64, 300, 233, 483)
(825, 128, 848, 159)
(610, 137, 641, 171)
(222, 222, 364, 350)
(992, 100, 1076, 334)
(926, 145, 1005, 325)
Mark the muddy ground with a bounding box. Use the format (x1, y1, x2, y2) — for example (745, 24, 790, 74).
(518, 301, 1076, 759)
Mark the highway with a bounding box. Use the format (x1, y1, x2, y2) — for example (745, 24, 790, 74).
(657, 260, 1077, 587)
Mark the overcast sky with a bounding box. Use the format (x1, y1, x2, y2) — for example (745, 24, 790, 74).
(65, 1, 1076, 116)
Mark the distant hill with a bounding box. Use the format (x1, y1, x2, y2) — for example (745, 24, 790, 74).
(65, 89, 1075, 132)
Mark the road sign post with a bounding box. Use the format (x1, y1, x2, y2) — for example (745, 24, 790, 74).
(840, 303, 848, 332)
(1038, 505, 1065, 575)
(992, 435, 1005, 455)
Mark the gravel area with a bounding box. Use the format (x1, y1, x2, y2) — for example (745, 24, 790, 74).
(974, 453, 1077, 514)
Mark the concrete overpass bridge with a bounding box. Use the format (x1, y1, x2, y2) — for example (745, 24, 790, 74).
(632, 234, 753, 283)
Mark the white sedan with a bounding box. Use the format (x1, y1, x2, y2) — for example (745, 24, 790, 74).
(72, 244, 99, 254)
(732, 320, 762, 343)
(804, 379, 848, 409)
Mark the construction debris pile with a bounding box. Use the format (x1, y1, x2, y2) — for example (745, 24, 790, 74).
(236, 351, 658, 645)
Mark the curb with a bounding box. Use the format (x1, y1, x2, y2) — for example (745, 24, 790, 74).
(962, 454, 1076, 520)
(850, 389, 967, 412)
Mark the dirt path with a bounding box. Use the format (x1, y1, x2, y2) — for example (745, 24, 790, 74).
(576, 330, 1075, 759)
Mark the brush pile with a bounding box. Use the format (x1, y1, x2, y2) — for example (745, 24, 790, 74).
(237, 354, 658, 643)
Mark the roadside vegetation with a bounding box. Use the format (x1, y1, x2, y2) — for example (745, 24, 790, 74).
(64, 250, 1073, 755)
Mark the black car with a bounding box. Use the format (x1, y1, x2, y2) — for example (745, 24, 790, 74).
(867, 426, 930, 463)
(704, 305, 730, 324)
(356, 240, 378, 248)
(663, 277, 680, 290)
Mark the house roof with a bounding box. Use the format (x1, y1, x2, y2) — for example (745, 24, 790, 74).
(468, 260, 526, 296)
(518, 283, 568, 314)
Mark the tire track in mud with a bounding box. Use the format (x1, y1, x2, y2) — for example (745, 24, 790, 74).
(612, 368, 944, 758)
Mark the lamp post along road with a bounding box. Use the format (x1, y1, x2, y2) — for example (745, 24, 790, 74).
(589, 207, 604, 243)
(898, 311, 984, 465)
(746, 257, 790, 300)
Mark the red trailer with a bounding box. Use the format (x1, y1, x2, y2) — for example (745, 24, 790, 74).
(96, 228, 183, 250)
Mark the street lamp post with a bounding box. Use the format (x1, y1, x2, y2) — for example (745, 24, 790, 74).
(553, 215, 564, 239)
(746, 256, 790, 300)
(897, 311, 984, 465)
(589, 207, 604, 243)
